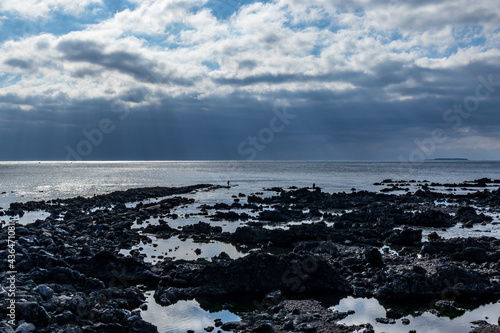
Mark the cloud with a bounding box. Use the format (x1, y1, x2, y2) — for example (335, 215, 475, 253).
(0, 0, 102, 19)
(0, 0, 500, 160)
(4, 58, 32, 69)
(57, 39, 157, 81)
(93, 0, 209, 36)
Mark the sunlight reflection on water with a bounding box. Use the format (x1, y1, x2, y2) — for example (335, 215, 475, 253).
(332, 296, 500, 333)
(119, 235, 246, 264)
(140, 292, 240, 333)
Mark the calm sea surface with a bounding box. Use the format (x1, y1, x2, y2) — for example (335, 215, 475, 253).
(1, 160, 499, 207)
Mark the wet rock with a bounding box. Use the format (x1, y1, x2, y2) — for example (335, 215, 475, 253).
(470, 321, 500, 332)
(264, 290, 283, 301)
(68, 294, 90, 316)
(53, 311, 77, 324)
(142, 223, 177, 236)
(375, 317, 396, 324)
(464, 221, 475, 228)
(14, 322, 36, 333)
(421, 238, 499, 264)
(7, 182, 500, 332)
(386, 308, 403, 319)
(258, 210, 289, 222)
(36, 266, 105, 290)
(156, 252, 349, 305)
(428, 232, 441, 240)
(364, 247, 384, 267)
(456, 206, 492, 225)
(16, 302, 40, 324)
(198, 252, 349, 295)
(33, 284, 54, 301)
(282, 318, 294, 330)
(240, 299, 374, 333)
(122, 313, 158, 333)
(229, 222, 367, 247)
(404, 210, 454, 228)
(293, 241, 338, 256)
(183, 222, 215, 234)
(0, 321, 15, 333)
(77, 251, 160, 286)
(386, 228, 422, 245)
(435, 300, 463, 314)
(252, 321, 274, 333)
(213, 211, 249, 220)
(104, 287, 146, 309)
(462, 247, 489, 263)
(297, 323, 317, 332)
(220, 321, 248, 331)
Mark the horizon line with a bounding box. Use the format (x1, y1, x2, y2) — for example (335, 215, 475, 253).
(0, 159, 498, 163)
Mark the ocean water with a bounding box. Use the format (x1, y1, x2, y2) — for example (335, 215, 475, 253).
(2, 161, 500, 333)
(1, 160, 500, 208)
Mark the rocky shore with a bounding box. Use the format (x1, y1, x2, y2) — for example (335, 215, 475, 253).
(2, 179, 500, 332)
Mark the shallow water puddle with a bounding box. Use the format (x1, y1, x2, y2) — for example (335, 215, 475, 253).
(331, 296, 500, 333)
(379, 245, 398, 255)
(120, 235, 246, 264)
(128, 186, 257, 233)
(3, 210, 51, 225)
(140, 292, 240, 333)
(89, 205, 113, 212)
(434, 199, 458, 207)
(132, 215, 247, 233)
(263, 219, 336, 230)
(420, 219, 500, 241)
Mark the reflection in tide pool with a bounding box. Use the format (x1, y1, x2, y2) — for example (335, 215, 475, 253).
(421, 219, 500, 241)
(2, 210, 51, 226)
(332, 297, 500, 333)
(133, 215, 246, 233)
(140, 292, 240, 333)
(119, 235, 246, 264)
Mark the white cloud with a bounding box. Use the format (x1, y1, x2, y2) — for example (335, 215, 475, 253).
(93, 0, 209, 36)
(0, 0, 499, 110)
(415, 48, 500, 69)
(0, 0, 102, 19)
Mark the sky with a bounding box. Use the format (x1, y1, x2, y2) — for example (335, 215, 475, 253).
(0, 0, 499, 161)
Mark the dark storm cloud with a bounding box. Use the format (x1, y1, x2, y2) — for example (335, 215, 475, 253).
(0, 81, 499, 161)
(2, 49, 499, 161)
(57, 39, 193, 86)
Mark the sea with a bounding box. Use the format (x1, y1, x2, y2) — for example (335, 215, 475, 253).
(1, 160, 500, 207)
(1, 160, 500, 333)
